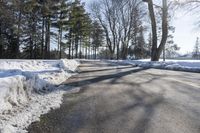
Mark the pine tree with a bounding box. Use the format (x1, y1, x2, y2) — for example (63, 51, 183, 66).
(0, 0, 93, 59)
(0, 0, 22, 58)
(91, 20, 104, 59)
(21, 0, 43, 59)
(81, 14, 93, 59)
(65, 0, 91, 59)
(52, 0, 69, 59)
(193, 37, 200, 59)
(133, 26, 146, 59)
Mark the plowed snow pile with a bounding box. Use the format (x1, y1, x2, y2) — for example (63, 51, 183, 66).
(0, 59, 79, 133)
(109, 59, 200, 73)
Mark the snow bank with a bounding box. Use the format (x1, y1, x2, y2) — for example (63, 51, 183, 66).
(0, 75, 28, 112)
(0, 59, 80, 133)
(60, 59, 80, 72)
(109, 59, 200, 73)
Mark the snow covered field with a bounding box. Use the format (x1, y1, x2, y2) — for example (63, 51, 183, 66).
(0, 59, 79, 133)
(109, 59, 200, 73)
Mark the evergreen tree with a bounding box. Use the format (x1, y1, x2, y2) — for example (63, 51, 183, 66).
(22, 0, 42, 59)
(0, 0, 24, 58)
(0, 0, 96, 59)
(65, 0, 91, 59)
(133, 26, 146, 59)
(91, 20, 104, 59)
(193, 37, 200, 59)
(52, 0, 69, 59)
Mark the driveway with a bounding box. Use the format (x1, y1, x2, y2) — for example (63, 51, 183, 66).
(28, 60, 200, 133)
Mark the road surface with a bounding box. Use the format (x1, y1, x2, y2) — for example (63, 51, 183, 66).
(28, 60, 200, 133)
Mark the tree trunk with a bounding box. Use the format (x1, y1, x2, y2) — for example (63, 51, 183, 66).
(117, 43, 119, 60)
(47, 17, 51, 59)
(59, 28, 62, 59)
(30, 36, 33, 59)
(146, 0, 158, 61)
(95, 46, 97, 59)
(121, 42, 128, 59)
(88, 35, 91, 59)
(145, 0, 168, 61)
(158, 0, 168, 59)
(68, 41, 71, 59)
(45, 16, 51, 59)
(163, 44, 166, 61)
(88, 45, 90, 59)
(68, 29, 72, 59)
(0, 22, 3, 58)
(41, 16, 45, 59)
(34, 24, 37, 59)
(16, 8, 22, 58)
(72, 35, 74, 59)
(79, 38, 82, 59)
(45, 18, 48, 59)
(75, 36, 78, 58)
(85, 46, 88, 59)
(58, 30, 60, 58)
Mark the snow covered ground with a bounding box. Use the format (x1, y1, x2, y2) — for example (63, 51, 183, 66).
(109, 59, 200, 73)
(1, 59, 199, 132)
(0, 59, 79, 133)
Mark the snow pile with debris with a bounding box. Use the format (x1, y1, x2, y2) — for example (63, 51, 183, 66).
(0, 59, 80, 133)
(110, 59, 200, 72)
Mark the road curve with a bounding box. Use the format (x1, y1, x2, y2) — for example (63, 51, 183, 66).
(28, 60, 200, 133)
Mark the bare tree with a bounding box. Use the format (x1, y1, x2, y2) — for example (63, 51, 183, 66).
(143, 0, 168, 61)
(90, 0, 145, 59)
(90, 0, 116, 59)
(118, 0, 145, 59)
(175, 0, 200, 27)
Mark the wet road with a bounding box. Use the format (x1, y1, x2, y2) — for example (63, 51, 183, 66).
(28, 60, 200, 133)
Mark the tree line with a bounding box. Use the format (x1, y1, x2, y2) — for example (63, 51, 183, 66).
(1, 0, 197, 61)
(0, 0, 104, 59)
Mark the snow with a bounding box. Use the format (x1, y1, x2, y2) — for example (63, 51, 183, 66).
(0, 59, 80, 133)
(109, 59, 200, 73)
(0, 58, 199, 132)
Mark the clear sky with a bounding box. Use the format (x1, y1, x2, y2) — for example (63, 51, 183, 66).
(82, 0, 200, 54)
(173, 9, 199, 54)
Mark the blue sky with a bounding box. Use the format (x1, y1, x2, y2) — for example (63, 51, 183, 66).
(82, 0, 199, 54)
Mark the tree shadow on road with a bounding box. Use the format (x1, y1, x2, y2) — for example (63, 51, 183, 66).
(79, 65, 134, 74)
(63, 67, 148, 88)
(28, 62, 169, 133)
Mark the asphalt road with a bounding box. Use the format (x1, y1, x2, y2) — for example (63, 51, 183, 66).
(28, 60, 200, 133)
